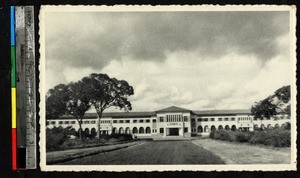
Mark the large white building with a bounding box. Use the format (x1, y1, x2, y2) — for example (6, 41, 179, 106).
(46, 106, 290, 139)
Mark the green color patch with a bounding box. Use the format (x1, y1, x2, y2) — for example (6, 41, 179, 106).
(11, 46, 16, 87)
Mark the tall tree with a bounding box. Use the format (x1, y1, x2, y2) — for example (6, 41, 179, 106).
(274, 85, 290, 103)
(65, 81, 92, 140)
(251, 97, 277, 119)
(272, 85, 291, 116)
(46, 82, 91, 140)
(81, 73, 134, 138)
(46, 84, 69, 119)
(251, 85, 291, 120)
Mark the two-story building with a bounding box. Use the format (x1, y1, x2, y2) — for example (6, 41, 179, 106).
(46, 106, 290, 139)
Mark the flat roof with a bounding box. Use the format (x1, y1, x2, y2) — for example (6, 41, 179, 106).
(194, 109, 250, 116)
(48, 107, 251, 120)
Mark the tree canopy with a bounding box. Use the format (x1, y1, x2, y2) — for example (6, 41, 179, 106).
(251, 85, 291, 119)
(46, 73, 134, 139)
(46, 84, 69, 119)
(81, 74, 134, 115)
(81, 73, 134, 138)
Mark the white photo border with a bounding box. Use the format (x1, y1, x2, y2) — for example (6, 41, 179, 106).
(39, 5, 297, 172)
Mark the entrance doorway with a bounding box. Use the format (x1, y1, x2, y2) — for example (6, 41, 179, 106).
(168, 128, 179, 136)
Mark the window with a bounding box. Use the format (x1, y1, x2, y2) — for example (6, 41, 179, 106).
(184, 116, 188, 122)
(113, 120, 117, 123)
(125, 120, 130, 123)
(160, 117, 164, 122)
(211, 118, 215, 121)
(84, 121, 89, 124)
(64, 121, 69, 124)
(46, 121, 49, 125)
(218, 118, 222, 121)
(118, 120, 123, 123)
(160, 128, 164, 133)
(184, 127, 188, 133)
(51, 121, 56, 125)
(146, 119, 150, 123)
(152, 119, 156, 123)
(204, 118, 208, 121)
(133, 120, 137, 123)
(198, 118, 202, 122)
(58, 121, 63, 124)
(139, 120, 144, 123)
(71, 121, 76, 124)
(91, 121, 96, 124)
(224, 118, 229, 121)
(231, 118, 235, 121)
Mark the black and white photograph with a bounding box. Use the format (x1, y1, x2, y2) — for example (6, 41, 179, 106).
(39, 5, 297, 171)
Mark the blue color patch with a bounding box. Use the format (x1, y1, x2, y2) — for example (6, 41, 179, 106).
(10, 6, 15, 46)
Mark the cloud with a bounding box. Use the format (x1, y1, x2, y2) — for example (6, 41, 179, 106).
(45, 11, 289, 71)
(98, 47, 290, 111)
(44, 10, 291, 111)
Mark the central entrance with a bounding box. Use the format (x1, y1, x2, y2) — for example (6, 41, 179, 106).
(168, 128, 179, 136)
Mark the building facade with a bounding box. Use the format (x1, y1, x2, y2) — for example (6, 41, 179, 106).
(46, 106, 290, 139)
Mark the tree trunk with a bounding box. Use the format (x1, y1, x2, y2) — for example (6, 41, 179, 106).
(97, 115, 102, 139)
(78, 119, 83, 140)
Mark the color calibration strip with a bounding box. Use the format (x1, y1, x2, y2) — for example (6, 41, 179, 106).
(11, 6, 37, 170)
(11, 6, 17, 170)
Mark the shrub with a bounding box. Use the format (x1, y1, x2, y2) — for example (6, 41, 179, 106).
(283, 122, 291, 130)
(209, 130, 216, 139)
(210, 130, 235, 142)
(109, 133, 133, 141)
(235, 131, 252, 142)
(249, 131, 267, 145)
(210, 129, 291, 147)
(46, 126, 73, 151)
(265, 129, 290, 147)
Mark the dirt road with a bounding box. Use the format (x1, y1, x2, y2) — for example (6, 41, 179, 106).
(192, 139, 291, 164)
(59, 140, 225, 165)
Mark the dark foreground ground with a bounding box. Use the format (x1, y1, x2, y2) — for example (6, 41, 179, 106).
(59, 140, 225, 165)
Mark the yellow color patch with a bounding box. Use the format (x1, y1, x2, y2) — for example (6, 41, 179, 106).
(11, 88, 16, 128)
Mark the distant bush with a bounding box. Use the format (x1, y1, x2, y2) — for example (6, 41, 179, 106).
(235, 131, 252, 142)
(212, 130, 236, 142)
(249, 131, 267, 145)
(46, 126, 73, 151)
(209, 130, 216, 139)
(47, 130, 133, 151)
(265, 129, 290, 147)
(283, 122, 291, 130)
(109, 133, 133, 141)
(210, 129, 290, 147)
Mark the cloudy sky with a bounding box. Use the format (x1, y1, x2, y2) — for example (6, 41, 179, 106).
(45, 9, 292, 112)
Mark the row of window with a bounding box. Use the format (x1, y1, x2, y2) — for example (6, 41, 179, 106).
(46, 120, 96, 125)
(197, 117, 236, 122)
(112, 119, 153, 124)
(160, 116, 188, 122)
(238, 117, 251, 121)
(47, 117, 254, 125)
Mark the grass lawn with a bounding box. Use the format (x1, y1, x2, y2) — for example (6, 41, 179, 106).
(47, 141, 145, 164)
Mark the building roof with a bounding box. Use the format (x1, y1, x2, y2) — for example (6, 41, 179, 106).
(48, 106, 251, 120)
(102, 111, 156, 118)
(156, 106, 191, 113)
(194, 109, 251, 116)
(54, 112, 156, 120)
